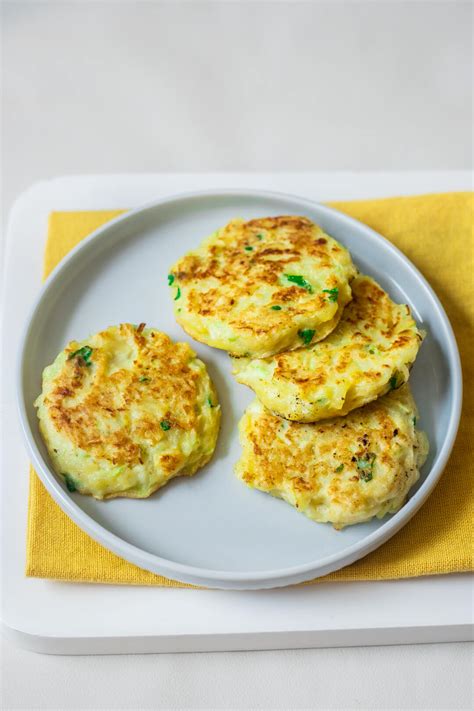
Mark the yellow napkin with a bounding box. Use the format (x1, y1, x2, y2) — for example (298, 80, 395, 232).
(26, 193, 474, 586)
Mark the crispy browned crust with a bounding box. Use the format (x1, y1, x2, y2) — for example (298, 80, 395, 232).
(232, 275, 424, 421)
(44, 324, 209, 472)
(169, 216, 356, 355)
(236, 386, 428, 527)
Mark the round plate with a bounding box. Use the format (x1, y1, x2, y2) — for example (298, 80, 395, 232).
(17, 190, 462, 589)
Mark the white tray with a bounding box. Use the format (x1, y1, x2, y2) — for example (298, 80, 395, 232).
(2, 172, 472, 654)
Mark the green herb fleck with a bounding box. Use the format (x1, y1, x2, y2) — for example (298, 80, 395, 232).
(160, 420, 171, 431)
(68, 345, 93, 367)
(368, 348, 375, 355)
(322, 287, 339, 302)
(389, 375, 398, 390)
(356, 453, 376, 482)
(168, 274, 175, 286)
(283, 274, 313, 293)
(335, 464, 344, 473)
(244, 246, 253, 251)
(298, 328, 315, 345)
(413, 416, 417, 426)
(174, 287, 181, 301)
(63, 474, 77, 492)
(270, 305, 282, 310)
(139, 376, 151, 383)
(207, 396, 214, 407)
(256, 233, 264, 240)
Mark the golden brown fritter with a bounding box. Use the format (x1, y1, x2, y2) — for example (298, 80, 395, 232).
(35, 323, 220, 499)
(169, 216, 356, 357)
(232, 275, 424, 421)
(235, 385, 428, 528)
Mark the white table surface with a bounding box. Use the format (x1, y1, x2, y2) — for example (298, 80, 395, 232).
(1, 2, 472, 710)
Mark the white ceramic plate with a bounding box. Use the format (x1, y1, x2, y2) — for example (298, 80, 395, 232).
(17, 190, 462, 589)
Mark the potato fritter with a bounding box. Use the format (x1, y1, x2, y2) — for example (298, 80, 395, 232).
(35, 323, 220, 499)
(232, 275, 424, 421)
(235, 386, 428, 528)
(169, 216, 356, 357)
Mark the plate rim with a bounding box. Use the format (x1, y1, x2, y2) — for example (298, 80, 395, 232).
(16, 188, 463, 589)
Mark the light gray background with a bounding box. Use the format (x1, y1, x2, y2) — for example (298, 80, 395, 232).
(2, 0, 473, 220)
(1, 1, 472, 710)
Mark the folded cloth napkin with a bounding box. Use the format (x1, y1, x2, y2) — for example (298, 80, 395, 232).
(26, 193, 473, 586)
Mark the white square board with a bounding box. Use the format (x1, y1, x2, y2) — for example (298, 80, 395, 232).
(2, 172, 472, 654)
